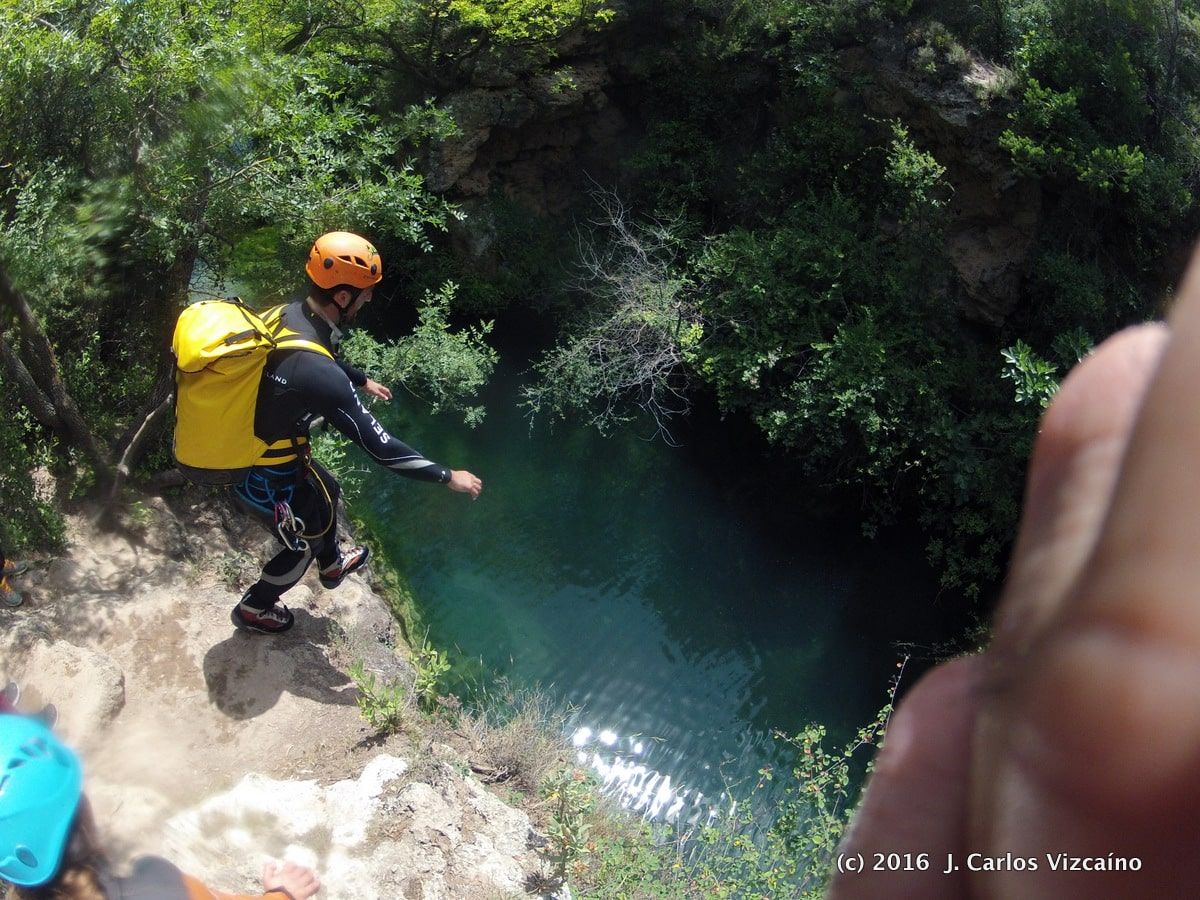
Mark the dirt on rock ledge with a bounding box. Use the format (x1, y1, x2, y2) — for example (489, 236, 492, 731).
(0, 490, 548, 900)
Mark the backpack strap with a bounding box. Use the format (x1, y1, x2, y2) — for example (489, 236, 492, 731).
(275, 333, 334, 359)
(261, 302, 334, 360)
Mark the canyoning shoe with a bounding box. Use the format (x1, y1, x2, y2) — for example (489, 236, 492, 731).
(1, 578, 21, 608)
(2, 560, 28, 578)
(318, 545, 370, 589)
(231, 601, 295, 635)
(1, 681, 18, 714)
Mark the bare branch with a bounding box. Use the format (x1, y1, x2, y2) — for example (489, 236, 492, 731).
(523, 188, 702, 443)
(101, 394, 173, 513)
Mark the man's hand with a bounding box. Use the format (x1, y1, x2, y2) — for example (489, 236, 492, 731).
(262, 860, 321, 899)
(448, 469, 482, 499)
(830, 249, 1200, 899)
(359, 378, 392, 401)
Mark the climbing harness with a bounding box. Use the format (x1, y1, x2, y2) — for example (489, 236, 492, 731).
(257, 451, 336, 554)
(273, 501, 308, 553)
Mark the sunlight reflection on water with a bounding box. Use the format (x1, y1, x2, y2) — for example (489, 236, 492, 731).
(571, 723, 727, 824)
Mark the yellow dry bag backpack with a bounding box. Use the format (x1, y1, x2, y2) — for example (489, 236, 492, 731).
(171, 299, 332, 484)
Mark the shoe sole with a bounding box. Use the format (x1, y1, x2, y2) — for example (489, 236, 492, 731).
(230, 605, 295, 635)
(319, 545, 370, 589)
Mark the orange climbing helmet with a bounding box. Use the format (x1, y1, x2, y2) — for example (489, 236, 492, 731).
(305, 232, 383, 290)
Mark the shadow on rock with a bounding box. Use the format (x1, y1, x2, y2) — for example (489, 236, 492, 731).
(203, 608, 358, 720)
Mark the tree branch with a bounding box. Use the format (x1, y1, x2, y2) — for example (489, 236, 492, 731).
(102, 394, 173, 513)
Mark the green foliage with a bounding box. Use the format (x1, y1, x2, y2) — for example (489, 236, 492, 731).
(907, 20, 973, 81)
(396, 196, 579, 318)
(692, 185, 955, 526)
(349, 659, 408, 733)
(1029, 250, 1107, 333)
(342, 282, 497, 427)
(0, 409, 63, 552)
(580, 821, 690, 899)
(1052, 327, 1094, 367)
(884, 123, 949, 221)
(999, 331, 1092, 420)
(216, 551, 259, 591)
(372, 0, 614, 81)
(448, 0, 614, 44)
(547, 0, 1191, 598)
(543, 766, 597, 886)
(567, 666, 908, 899)
(1001, 340, 1059, 408)
(1000, 78, 1147, 191)
(625, 119, 722, 214)
(412, 637, 452, 711)
(679, 666, 901, 899)
(0, 0, 463, 488)
(995, 0, 1200, 271)
(308, 426, 368, 495)
(396, 100, 464, 145)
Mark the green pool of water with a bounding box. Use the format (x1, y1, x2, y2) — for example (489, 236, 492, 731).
(352, 366, 945, 823)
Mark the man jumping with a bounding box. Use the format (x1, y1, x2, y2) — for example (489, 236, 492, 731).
(231, 231, 482, 634)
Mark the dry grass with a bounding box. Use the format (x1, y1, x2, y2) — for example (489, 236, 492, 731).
(466, 682, 570, 793)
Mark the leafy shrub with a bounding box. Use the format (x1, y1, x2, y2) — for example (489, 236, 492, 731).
(543, 767, 597, 887)
(0, 411, 63, 552)
(349, 659, 408, 734)
(342, 282, 497, 427)
(523, 196, 702, 440)
(412, 637, 452, 711)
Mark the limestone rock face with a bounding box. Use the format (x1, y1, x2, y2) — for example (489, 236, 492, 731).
(163, 756, 541, 900)
(426, 23, 1038, 328)
(841, 43, 1041, 327)
(427, 59, 619, 218)
(0, 492, 549, 898)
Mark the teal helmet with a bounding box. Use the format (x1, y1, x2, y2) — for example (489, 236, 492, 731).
(0, 716, 82, 886)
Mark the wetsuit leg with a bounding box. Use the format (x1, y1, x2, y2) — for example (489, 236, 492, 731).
(296, 460, 341, 569)
(247, 544, 312, 608)
(239, 462, 341, 610)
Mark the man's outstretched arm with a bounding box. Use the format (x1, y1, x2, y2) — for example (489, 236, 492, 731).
(306, 359, 482, 498)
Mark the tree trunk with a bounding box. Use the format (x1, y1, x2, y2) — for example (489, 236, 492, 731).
(0, 336, 64, 433)
(0, 264, 114, 485)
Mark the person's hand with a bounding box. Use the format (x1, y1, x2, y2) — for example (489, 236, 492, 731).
(831, 250, 1200, 899)
(262, 860, 321, 899)
(360, 378, 392, 401)
(448, 469, 482, 499)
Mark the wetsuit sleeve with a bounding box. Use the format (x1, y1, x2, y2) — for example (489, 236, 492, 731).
(337, 358, 367, 387)
(298, 355, 452, 484)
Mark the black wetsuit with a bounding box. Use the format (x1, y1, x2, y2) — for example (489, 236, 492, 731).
(235, 299, 450, 609)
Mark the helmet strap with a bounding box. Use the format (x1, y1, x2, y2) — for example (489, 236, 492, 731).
(305, 295, 344, 348)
